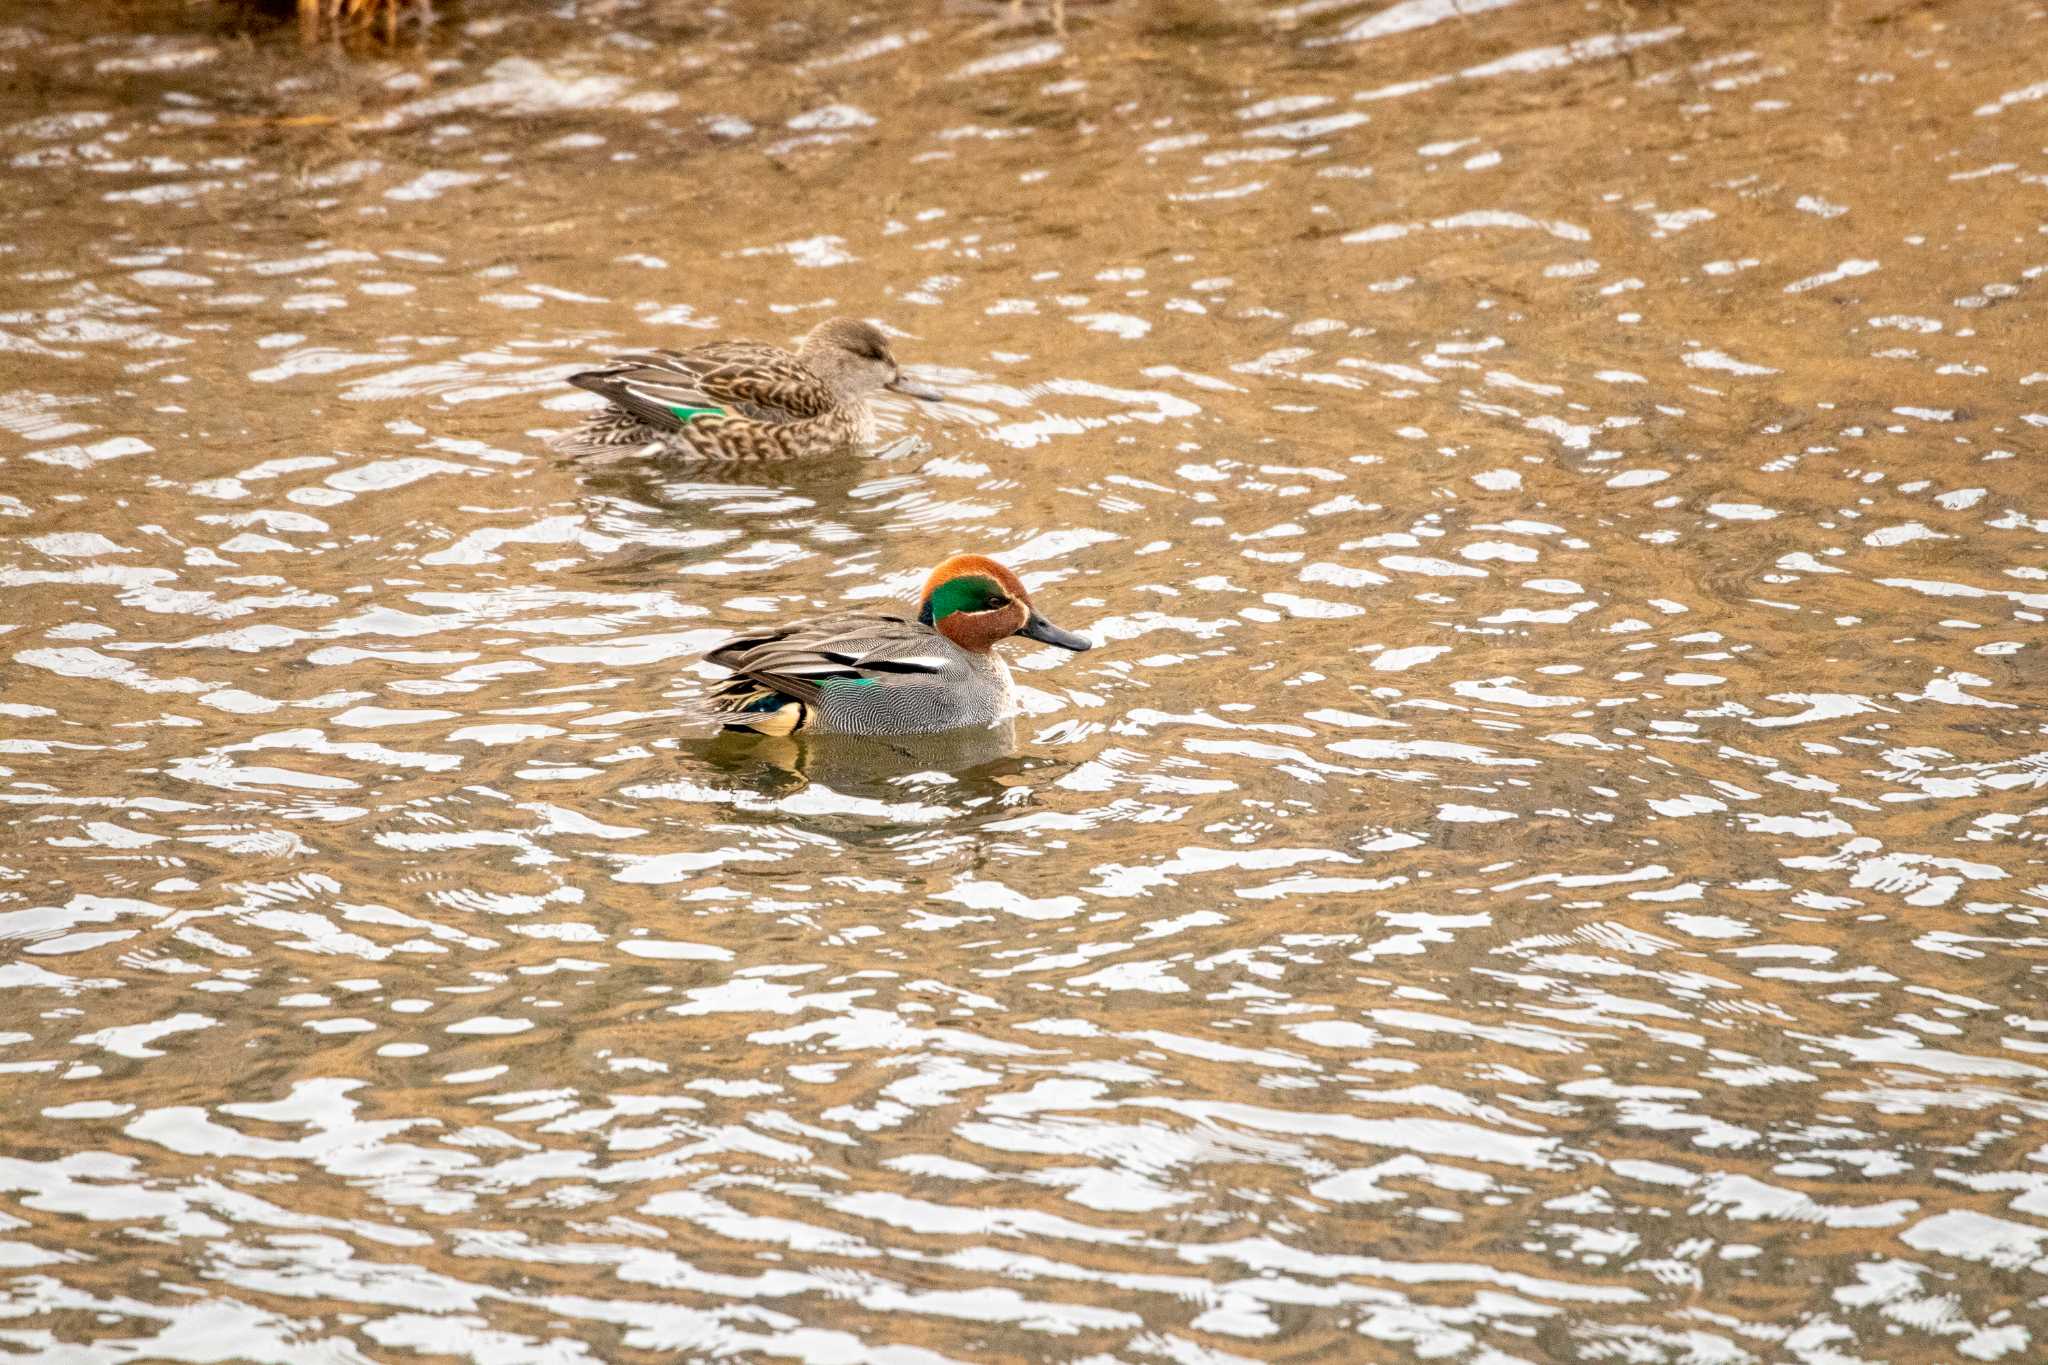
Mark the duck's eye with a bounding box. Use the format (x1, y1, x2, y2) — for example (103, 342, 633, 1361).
(985, 594, 1011, 610)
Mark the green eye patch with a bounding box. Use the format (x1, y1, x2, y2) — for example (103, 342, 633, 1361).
(921, 574, 1006, 625)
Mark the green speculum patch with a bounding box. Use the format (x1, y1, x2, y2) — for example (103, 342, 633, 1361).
(667, 404, 725, 424)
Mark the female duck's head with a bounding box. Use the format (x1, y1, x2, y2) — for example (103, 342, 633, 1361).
(799, 317, 945, 404)
(917, 554, 1092, 654)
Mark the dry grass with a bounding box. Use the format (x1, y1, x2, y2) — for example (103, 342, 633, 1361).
(294, 0, 431, 44)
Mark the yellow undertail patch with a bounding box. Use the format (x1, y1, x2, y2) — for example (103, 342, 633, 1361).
(720, 700, 806, 737)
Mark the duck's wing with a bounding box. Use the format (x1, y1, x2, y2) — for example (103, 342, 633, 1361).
(567, 341, 833, 427)
(703, 613, 955, 733)
(706, 614, 954, 700)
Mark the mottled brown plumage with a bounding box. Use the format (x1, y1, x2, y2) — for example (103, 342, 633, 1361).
(551, 317, 944, 463)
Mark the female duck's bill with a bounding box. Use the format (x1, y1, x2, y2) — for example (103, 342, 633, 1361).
(887, 374, 947, 401)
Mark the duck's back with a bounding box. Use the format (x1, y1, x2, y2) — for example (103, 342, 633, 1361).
(706, 614, 1013, 736)
(571, 340, 835, 427)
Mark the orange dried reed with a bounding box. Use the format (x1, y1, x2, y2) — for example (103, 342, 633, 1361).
(296, 0, 429, 43)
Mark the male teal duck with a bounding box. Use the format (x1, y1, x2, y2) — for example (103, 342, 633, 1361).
(702, 554, 1093, 736)
(552, 317, 944, 462)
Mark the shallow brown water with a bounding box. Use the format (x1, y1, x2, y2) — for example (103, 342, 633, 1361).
(1, 0, 2045, 1359)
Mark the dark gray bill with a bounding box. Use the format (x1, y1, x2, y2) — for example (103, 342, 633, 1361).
(1018, 611, 1092, 651)
(886, 375, 947, 402)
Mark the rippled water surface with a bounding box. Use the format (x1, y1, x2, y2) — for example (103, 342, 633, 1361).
(3, 0, 2046, 1359)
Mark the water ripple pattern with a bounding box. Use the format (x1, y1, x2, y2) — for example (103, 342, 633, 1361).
(0, 2, 2043, 1361)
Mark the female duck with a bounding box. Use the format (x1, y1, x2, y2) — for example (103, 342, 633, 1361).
(552, 317, 944, 462)
(703, 555, 1092, 736)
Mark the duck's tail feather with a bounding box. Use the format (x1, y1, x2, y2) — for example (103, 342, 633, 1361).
(707, 685, 811, 737)
(549, 413, 665, 462)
